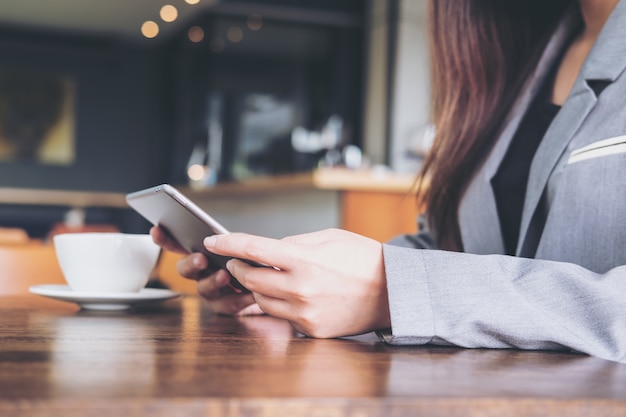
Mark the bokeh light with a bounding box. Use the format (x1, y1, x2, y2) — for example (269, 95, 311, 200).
(141, 21, 159, 38)
(247, 14, 263, 31)
(188, 26, 205, 43)
(187, 164, 206, 181)
(160, 5, 178, 23)
(227, 26, 243, 43)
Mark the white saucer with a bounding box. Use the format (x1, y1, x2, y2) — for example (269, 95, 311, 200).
(29, 284, 180, 311)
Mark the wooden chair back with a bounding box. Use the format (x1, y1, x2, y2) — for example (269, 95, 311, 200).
(155, 251, 198, 295)
(0, 241, 197, 296)
(0, 242, 66, 295)
(0, 227, 30, 245)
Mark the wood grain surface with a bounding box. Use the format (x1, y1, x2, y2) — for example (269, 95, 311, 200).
(1, 295, 625, 417)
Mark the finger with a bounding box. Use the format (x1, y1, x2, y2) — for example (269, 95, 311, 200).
(196, 269, 231, 297)
(204, 233, 301, 271)
(175, 252, 216, 280)
(236, 303, 265, 316)
(288, 322, 311, 338)
(150, 226, 188, 254)
(252, 291, 297, 323)
(281, 228, 348, 245)
(227, 259, 294, 300)
(206, 293, 258, 316)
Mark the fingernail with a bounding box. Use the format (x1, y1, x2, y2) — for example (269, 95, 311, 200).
(193, 256, 204, 269)
(204, 235, 217, 248)
(215, 272, 229, 285)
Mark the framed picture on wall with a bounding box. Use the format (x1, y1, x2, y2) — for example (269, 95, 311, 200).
(0, 69, 76, 165)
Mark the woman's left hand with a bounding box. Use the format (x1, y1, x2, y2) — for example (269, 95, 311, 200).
(203, 228, 391, 338)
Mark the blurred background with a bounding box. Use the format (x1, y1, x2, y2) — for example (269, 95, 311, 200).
(0, 0, 431, 241)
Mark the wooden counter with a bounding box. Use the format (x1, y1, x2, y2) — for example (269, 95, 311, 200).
(0, 168, 417, 205)
(182, 167, 417, 197)
(1, 168, 422, 242)
(0, 187, 127, 208)
(185, 168, 421, 242)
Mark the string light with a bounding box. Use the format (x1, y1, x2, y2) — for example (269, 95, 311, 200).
(141, 1, 227, 41)
(187, 164, 206, 181)
(188, 26, 205, 43)
(160, 5, 178, 23)
(141, 21, 159, 38)
(247, 14, 263, 31)
(227, 27, 243, 43)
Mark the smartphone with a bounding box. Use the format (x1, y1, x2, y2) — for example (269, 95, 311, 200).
(125, 184, 249, 292)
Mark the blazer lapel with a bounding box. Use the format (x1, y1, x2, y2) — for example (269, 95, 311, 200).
(517, 0, 626, 254)
(459, 9, 579, 254)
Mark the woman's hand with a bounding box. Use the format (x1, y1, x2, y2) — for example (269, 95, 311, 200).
(150, 226, 263, 316)
(203, 228, 391, 338)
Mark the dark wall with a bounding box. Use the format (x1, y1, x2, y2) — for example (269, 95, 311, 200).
(0, 1, 366, 192)
(0, 0, 366, 237)
(0, 30, 174, 237)
(0, 30, 172, 193)
(164, 9, 365, 183)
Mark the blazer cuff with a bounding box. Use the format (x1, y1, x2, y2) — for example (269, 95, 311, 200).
(381, 244, 435, 345)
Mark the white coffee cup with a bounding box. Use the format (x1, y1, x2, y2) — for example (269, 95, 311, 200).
(53, 233, 161, 293)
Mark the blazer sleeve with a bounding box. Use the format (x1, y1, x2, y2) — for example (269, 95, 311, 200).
(386, 214, 436, 250)
(378, 245, 626, 364)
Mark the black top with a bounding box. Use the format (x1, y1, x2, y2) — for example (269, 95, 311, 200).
(491, 72, 562, 255)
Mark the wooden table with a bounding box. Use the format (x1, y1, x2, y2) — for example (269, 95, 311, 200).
(1, 295, 625, 417)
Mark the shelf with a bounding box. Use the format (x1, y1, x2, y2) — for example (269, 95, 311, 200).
(0, 187, 127, 208)
(184, 168, 418, 199)
(0, 168, 419, 207)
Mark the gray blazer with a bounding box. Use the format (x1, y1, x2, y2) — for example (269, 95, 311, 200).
(380, 1, 626, 363)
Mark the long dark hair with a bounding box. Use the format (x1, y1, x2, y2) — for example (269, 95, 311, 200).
(417, 0, 575, 251)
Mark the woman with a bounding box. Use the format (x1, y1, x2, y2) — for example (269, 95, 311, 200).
(153, 0, 626, 363)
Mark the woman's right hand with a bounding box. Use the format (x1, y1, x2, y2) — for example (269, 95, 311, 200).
(150, 226, 263, 316)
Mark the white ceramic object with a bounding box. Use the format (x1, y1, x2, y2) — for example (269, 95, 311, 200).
(53, 233, 161, 293)
(29, 285, 178, 310)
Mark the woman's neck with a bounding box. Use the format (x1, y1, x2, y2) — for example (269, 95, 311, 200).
(550, 0, 620, 104)
(578, 0, 620, 39)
